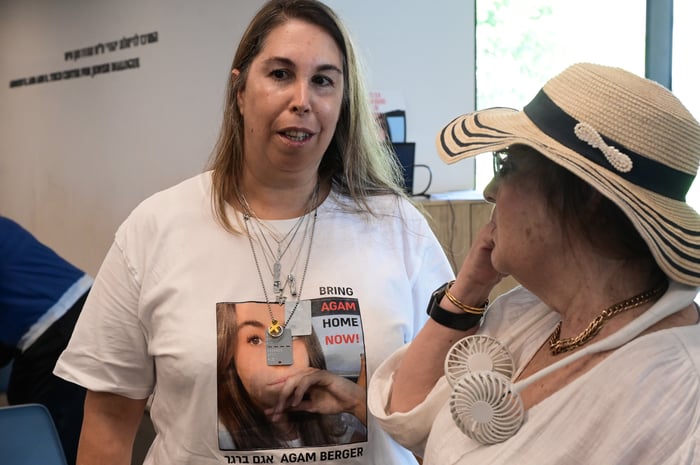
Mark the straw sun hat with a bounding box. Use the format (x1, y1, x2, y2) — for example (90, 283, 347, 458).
(437, 63, 700, 287)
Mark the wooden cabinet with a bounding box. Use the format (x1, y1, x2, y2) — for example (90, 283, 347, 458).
(417, 192, 518, 300)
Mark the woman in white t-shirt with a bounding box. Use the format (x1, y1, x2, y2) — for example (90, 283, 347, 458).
(54, 1, 453, 464)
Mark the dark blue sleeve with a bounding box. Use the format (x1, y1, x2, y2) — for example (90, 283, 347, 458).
(0, 217, 85, 347)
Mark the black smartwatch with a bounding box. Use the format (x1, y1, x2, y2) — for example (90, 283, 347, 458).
(426, 282, 483, 331)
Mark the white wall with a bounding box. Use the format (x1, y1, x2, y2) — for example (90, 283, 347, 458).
(0, 0, 475, 274)
(324, 0, 475, 193)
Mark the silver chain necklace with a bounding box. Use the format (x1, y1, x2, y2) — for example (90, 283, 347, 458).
(244, 213, 316, 332)
(240, 186, 318, 302)
(246, 214, 309, 302)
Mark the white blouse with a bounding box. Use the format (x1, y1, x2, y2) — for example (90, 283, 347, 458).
(368, 282, 700, 464)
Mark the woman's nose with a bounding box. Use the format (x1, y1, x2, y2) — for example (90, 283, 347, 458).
(483, 176, 499, 203)
(290, 82, 311, 114)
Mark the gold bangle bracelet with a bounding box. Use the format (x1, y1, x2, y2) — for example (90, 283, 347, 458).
(444, 281, 489, 315)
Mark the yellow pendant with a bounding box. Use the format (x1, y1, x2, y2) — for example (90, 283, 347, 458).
(268, 319, 283, 337)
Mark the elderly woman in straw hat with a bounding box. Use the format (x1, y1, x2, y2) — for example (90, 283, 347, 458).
(368, 63, 700, 464)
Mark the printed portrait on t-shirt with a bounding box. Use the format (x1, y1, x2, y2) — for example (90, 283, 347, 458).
(216, 297, 367, 451)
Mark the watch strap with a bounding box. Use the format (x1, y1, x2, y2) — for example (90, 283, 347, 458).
(429, 303, 483, 331)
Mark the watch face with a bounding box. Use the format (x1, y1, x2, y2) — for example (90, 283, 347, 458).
(434, 282, 451, 300)
(436, 282, 451, 296)
(428, 282, 450, 315)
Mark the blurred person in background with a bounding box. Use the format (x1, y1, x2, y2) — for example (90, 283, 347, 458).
(1, 215, 92, 465)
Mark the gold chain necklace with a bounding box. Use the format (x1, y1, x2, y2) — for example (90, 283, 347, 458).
(548, 282, 668, 355)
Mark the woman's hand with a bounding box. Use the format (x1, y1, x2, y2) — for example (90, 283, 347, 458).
(450, 220, 506, 303)
(269, 367, 367, 425)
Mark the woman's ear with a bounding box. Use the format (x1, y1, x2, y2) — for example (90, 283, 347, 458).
(232, 69, 244, 115)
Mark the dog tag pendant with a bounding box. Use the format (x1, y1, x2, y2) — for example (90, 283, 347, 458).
(266, 329, 293, 365)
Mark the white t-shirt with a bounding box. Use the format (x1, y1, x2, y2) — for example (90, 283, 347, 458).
(55, 172, 454, 464)
(369, 283, 700, 464)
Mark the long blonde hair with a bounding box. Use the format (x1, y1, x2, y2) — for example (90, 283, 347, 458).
(208, 0, 407, 233)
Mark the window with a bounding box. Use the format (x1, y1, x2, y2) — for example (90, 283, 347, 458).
(474, 0, 646, 192)
(672, 0, 700, 210)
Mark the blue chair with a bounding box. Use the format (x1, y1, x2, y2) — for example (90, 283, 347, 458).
(0, 403, 68, 465)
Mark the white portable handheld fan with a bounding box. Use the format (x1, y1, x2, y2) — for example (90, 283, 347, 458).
(444, 335, 521, 444)
(444, 334, 514, 388)
(444, 283, 688, 445)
